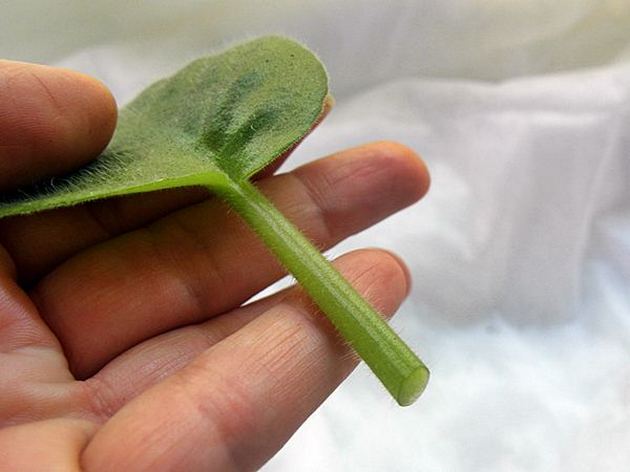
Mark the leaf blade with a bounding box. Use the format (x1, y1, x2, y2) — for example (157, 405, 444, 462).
(0, 36, 328, 216)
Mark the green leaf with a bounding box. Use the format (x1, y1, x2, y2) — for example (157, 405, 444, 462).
(0, 36, 429, 405)
(0, 36, 328, 215)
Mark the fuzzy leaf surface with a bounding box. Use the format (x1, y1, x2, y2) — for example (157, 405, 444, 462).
(0, 36, 328, 216)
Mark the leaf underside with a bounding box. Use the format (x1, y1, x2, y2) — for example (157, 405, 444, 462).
(0, 36, 329, 217)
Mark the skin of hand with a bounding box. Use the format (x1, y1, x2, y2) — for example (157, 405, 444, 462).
(0, 60, 430, 471)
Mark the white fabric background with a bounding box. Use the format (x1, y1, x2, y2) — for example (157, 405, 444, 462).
(2, 1, 629, 470)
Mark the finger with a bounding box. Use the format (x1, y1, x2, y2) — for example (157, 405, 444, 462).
(0, 97, 331, 284)
(0, 418, 96, 471)
(0, 60, 116, 191)
(82, 247, 407, 415)
(81, 249, 409, 471)
(0, 187, 211, 285)
(33, 142, 429, 378)
(82, 284, 287, 417)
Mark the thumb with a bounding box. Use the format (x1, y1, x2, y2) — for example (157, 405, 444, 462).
(0, 60, 117, 191)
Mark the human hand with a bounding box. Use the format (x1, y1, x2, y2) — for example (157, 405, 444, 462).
(0, 61, 429, 471)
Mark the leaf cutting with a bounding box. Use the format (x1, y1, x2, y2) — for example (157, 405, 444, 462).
(0, 36, 429, 406)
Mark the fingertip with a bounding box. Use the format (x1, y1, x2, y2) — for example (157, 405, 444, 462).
(37, 64, 119, 165)
(330, 248, 412, 317)
(370, 140, 431, 202)
(71, 69, 118, 153)
(375, 248, 413, 299)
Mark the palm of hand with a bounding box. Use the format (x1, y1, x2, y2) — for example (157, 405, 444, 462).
(0, 61, 428, 471)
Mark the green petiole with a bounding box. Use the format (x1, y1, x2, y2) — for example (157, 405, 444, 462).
(215, 177, 429, 406)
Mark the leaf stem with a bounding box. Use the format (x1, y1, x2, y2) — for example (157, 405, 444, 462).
(213, 178, 429, 406)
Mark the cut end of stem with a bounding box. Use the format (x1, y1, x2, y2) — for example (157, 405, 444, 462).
(397, 365, 430, 407)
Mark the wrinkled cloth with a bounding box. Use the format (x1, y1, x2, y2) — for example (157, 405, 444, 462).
(2, 1, 629, 470)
